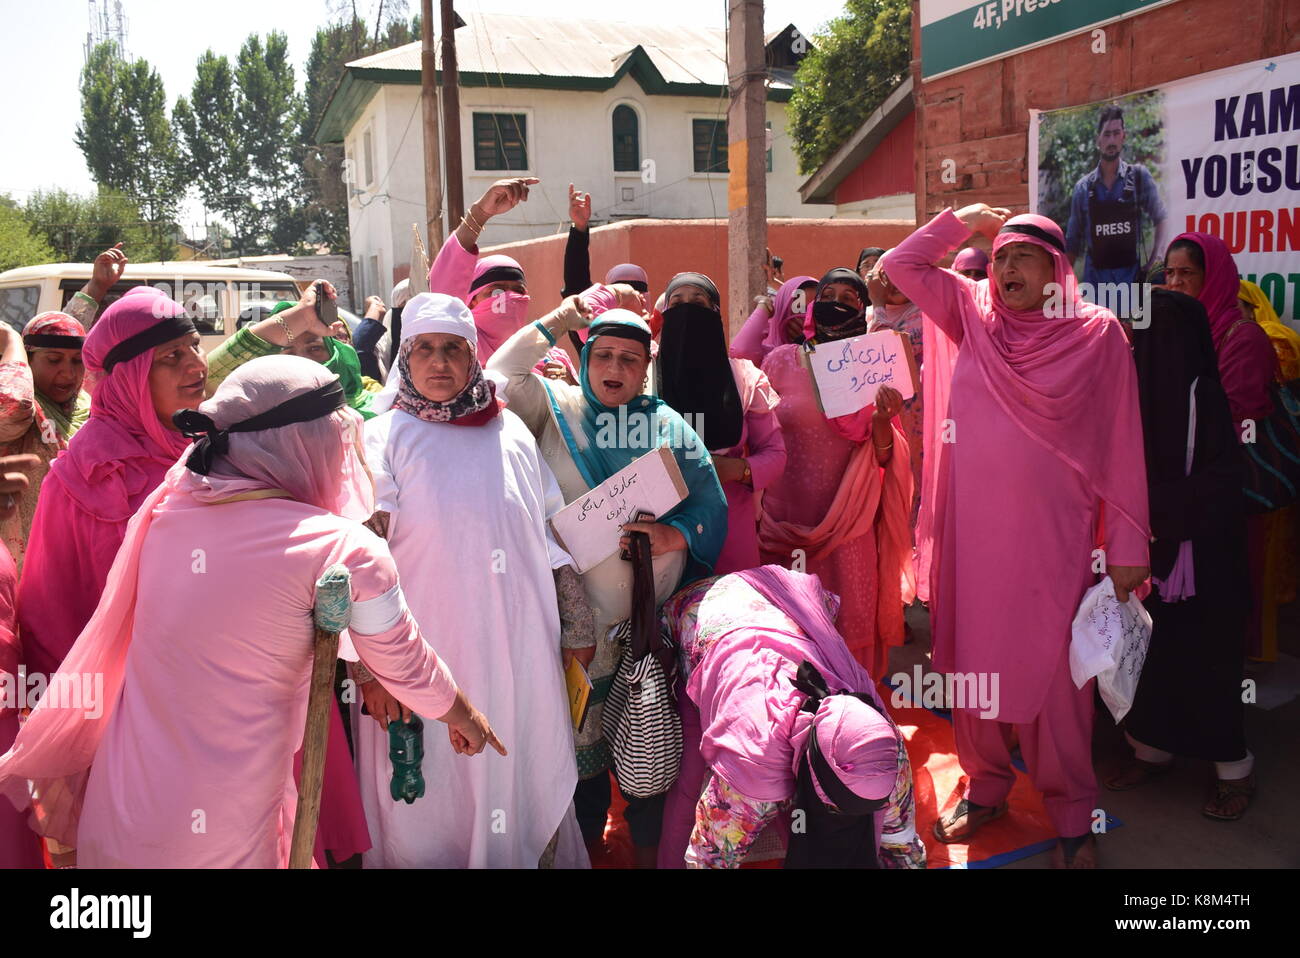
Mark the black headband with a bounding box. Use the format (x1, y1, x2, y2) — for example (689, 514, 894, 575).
(625, 280, 649, 294)
(468, 266, 526, 294)
(997, 222, 1066, 255)
(588, 321, 652, 350)
(663, 273, 720, 309)
(172, 380, 347, 474)
(102, 315, 197, 373)
(23, 334, 84, 350)
(792, 660, 889, 816)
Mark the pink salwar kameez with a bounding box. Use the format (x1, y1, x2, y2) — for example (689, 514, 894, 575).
(0, 358, 460, 867)
(886, 210, 1150, 838)
(711, 359, 785, 576)
(757, 345, 914, 678)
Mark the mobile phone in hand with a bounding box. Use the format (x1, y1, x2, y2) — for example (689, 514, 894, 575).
(315, 281, 338, 326)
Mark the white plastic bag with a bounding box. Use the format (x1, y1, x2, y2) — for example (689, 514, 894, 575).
(1069, 577, 1152, 722)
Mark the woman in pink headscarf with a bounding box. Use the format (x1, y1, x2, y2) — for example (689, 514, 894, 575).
(17, 282, 368, 866)
(1163, 233, 1280, 665)
(885, 205, 1150, 868)
(729, 274, 817, 366)
(426, 177, 540, 362)
(656, 565, 924, 869)
(0, 356, 501, 867)
(0, 462, 41, 867)
(758, 268, 915, 678)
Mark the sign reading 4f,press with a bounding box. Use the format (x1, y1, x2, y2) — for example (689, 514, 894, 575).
(919, 0, 1181, 80)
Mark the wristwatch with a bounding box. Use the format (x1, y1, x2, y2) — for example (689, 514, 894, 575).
(741, 461, 752, 486)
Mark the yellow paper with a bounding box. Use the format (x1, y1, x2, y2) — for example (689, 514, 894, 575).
(564, 656, 593, 731)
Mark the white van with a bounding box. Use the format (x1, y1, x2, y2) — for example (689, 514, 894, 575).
(0, 262, 303, 348)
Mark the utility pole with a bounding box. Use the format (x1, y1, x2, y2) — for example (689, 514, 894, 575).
(726, 0, 768, 339)
(420, 0, 444, 250)
(440, 0, 464, 228)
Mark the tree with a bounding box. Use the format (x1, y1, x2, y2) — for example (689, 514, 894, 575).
(0, 196, 56, 273)
(174, 51, 242, 238)
(76, 42, 182, 251)
(787, 0, 912, 175)
(301, 8, 420, 254)
(177, 34, 308, 254)
(24, 188, 176, 263)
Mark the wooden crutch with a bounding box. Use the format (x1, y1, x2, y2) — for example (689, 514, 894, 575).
(289, 563, 352, 869)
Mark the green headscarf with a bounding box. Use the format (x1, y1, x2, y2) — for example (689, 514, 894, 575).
(268, 301, 376, 420)
(37, 389, 90, 440)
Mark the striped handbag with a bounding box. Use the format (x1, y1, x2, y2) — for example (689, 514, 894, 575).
(599, 528, 682, 798)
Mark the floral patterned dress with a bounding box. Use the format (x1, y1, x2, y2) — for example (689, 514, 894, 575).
(663, 574, 925, 869)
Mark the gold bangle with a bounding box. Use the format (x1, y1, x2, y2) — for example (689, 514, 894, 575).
(275, 314, 294, 344)
(464, 207, 486, 233)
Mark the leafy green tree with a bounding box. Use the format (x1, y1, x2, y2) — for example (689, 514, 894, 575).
(177, 34, 308, 255)
(24, 188, 175, 263)
(787, 0, 912, 175)
(75, 42, 182, 252)
(301, 10, 420, 254)
(174, 51, 243, 238)
(0, 196, 56, 272)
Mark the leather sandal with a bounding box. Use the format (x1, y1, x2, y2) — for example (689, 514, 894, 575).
(1105, 757, 1173, 791)
(933, 797, 1008, 843)
(1202, 774, 1255, 821)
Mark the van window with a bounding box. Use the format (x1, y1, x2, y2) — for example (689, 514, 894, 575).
(235, 282, 300, 328)
(59, 280, 153, 327)
(0, 285, 40, 332)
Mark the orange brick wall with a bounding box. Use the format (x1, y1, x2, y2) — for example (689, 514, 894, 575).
(914, 0, 1300, 220)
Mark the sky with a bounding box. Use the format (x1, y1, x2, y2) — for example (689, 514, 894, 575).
(0, 0, 850, 236)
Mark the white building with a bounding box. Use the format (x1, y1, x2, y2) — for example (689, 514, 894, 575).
(315, 13, 835, 301)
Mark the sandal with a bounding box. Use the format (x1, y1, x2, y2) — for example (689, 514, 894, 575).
(933, 798, 1008, 843)
(1051, 834, 1097, 869)
(1202, 774, 1255, 821)
(1105, 757, 1173, 791)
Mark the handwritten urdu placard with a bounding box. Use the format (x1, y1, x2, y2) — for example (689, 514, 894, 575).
(802, 329, 917, 419)
(549, 446, 688, 573)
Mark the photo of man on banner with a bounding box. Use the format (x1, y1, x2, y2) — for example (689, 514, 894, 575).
(1064, 103, 1169, 286)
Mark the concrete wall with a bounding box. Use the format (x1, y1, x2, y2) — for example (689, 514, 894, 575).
(343, 75, 839, 294)
(479, 217, 916, 330)
(914, 0, 1299, 219)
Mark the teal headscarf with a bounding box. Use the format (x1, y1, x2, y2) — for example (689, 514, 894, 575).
(541, 311, 727, 581)
(268, 301, 376, 420)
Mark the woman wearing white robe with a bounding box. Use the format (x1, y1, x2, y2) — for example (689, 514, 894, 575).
(356, 292, 584, 868)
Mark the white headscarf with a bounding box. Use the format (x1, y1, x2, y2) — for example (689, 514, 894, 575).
(372, 293, 500, 414)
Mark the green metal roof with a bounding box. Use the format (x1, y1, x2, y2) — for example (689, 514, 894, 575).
(316, 13, 799, 144)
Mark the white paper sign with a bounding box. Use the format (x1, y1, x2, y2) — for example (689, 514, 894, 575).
(549, 447, 688, 573)
(804, 329, 916, 419)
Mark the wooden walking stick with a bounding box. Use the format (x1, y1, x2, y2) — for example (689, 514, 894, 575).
(289, 563, 352, 869)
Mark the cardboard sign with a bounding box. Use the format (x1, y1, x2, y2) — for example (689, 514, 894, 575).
(802, 329, 917, 419)
(549, 447, 688, 573)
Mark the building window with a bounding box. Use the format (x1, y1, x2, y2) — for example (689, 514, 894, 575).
(692, 119, 728, 173)
(612, 105, 640, 172)
(362, 128, 375, 186)
(766, 121, 774, 173)
(473, 113, 528, 171)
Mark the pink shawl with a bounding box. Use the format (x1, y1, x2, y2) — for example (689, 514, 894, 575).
(17, 288, 195, 678)
(729, 275, 816, 365)
(1171, 232, 1242, 351)
(0, 357, 371, 845)
(887, 212, 1150, 601)
(688, 566, 895, 804)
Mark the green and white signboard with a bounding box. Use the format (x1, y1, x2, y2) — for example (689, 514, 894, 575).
(920, 0, 1182, 80)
